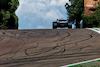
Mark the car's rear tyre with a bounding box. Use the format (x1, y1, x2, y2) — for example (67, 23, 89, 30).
(53, 22, 57, 29)
(68, 22, 72, 28)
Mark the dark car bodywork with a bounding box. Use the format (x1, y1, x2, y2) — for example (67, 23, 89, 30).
(53, 19, 72, 29)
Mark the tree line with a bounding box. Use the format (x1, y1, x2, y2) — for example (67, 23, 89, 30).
(65, 0, 100, 28)
(0, 0, 19, 29)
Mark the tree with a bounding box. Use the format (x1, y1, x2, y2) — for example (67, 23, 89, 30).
(65, 0, 100, 28)
(82, 1, 100, 27)
(65, 0, 84, 28)
(0, 0, 19, 29)
(0, 9, 10, 29)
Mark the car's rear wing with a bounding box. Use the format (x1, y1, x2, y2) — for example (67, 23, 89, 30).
(57, 19, 67, 21)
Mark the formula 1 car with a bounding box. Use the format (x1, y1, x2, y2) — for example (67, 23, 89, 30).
(53, 19, 72, 29)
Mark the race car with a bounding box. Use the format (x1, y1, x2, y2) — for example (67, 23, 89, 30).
(53, 19, 72, 29)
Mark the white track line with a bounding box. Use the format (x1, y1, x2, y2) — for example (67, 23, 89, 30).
(60, 58, 100, 67)
(60, 28, 100, 67)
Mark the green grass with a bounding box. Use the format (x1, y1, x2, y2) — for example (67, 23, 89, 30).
(72, 65, 100, 67)
(70, 60, 100, 67)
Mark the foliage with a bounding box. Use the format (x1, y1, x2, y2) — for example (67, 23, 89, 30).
(0, 9, 10, 29)
(65, 0, 84, 28)
(65, 0, 100, 28)
(82, 2, 100, 27)
(0, 0, 19, 29)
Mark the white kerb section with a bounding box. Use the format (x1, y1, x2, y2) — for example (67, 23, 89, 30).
(60, 58, 100, 67)
(87, 28, 100, 34)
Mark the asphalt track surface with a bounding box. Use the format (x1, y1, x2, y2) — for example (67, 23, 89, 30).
(0, 29, 100, 67)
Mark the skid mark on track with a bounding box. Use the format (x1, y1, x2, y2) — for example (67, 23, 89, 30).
(0, 29, 100, 67)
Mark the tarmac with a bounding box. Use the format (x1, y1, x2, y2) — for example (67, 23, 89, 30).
(0, 29, 100, 67)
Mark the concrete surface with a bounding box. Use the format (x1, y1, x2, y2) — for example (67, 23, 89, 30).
(0, 29, 100, 67)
